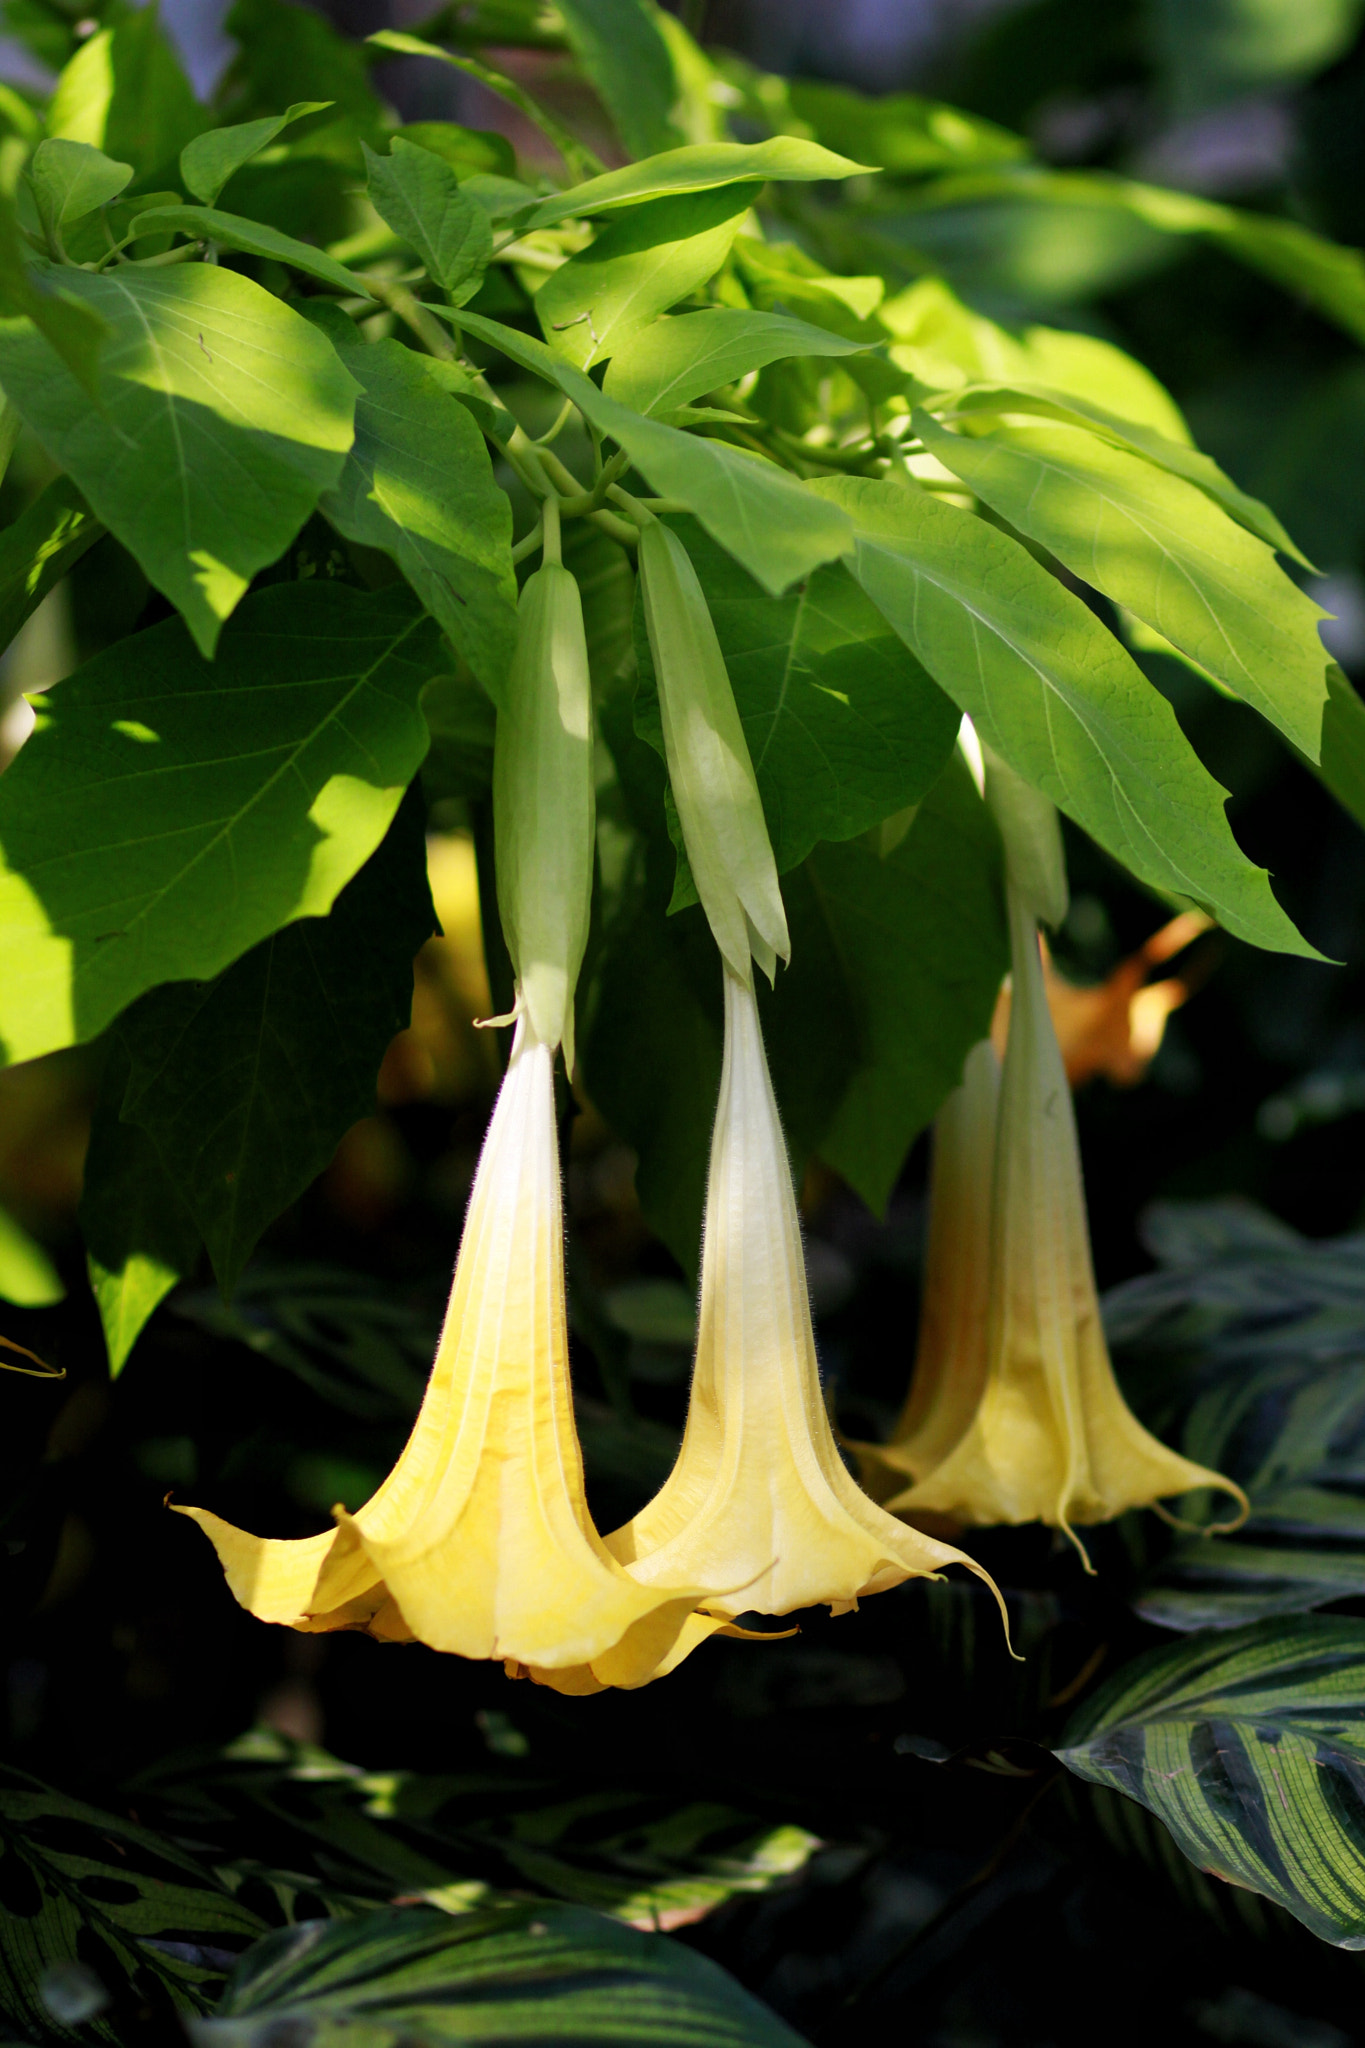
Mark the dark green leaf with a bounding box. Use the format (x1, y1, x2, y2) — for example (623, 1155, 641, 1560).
(0, 473, 103, 658)
(303, 311, 518, 699)
(633, 514, 959, 877)
(196, 1901, 807, 2046)
(130, 203, 377, 300)
(814, 474, 1317, 958)
(1056, 1616, 1365, 1948)
(0, 1762, 267, 2045)
(224, 0, 386, 167)
(0, 264, 359, 656)
(394, 122, 517, 181)
(556, 0, 681, 161)
(0, 583, 440, 1068)
(1308, 663, 1365, 835)
(81, 1037, 201, 1374)
(181, 102, 334, 207)
(0, 190, 107, 395)
(363, 138, 492, 302)
(112, 789, 437, 1297)
(788, 77, 1028, 175)
(46, 7, 209, 183)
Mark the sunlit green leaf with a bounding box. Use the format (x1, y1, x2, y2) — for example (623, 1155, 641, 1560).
(23, 138, 130, 244)
(602, 307, 869, 417)
(363, 139, 492, 302)
(0, 583, 440, 1069)
(515, 136, 877, 234)
(181, 102, 333, 207)
(130, 203, 376, 301)
(0, 1205, 62, 1307)
(46, 7, 208, 182)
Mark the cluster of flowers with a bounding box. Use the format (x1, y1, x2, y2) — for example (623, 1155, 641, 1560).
(179, 507, 1244, 1691)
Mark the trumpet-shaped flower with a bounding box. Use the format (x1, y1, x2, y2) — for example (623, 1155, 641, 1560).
(888, 755, 1246, 1553)
(176, 1013, 715, 1684)
(605, 967, 1007, 1624)
(853, 1038, 1000, 1502)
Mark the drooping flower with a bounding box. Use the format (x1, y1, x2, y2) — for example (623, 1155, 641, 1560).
(605, 966, 1008, 1625)
(178, 518, 719, 1689)
(887, 751, 1247, 1555)
(852, 1037, 999, 1503)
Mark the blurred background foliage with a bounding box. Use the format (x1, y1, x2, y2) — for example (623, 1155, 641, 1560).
(5, 0, 1365, 2044)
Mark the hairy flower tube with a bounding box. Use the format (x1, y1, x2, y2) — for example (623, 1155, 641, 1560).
(605, 966, 1009, 1626)
(852, 1037, 1000, 1503)
(887, 753, 1247, 1555)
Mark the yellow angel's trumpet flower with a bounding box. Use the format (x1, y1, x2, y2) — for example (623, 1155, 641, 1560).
(887, 751, 1247, 1556)
(605, 965, 1009, 1626)
(852, 1037, 1000, 1503)
(178, 512, 720, 1688)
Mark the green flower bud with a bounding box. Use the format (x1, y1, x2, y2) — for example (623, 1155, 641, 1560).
(981, 744, 1069, 929)
(493, 559, 594, 1065)
(637, 518, 789, 985)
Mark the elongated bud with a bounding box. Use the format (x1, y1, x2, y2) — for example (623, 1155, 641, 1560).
(493, 560, 594, 1066)
(982, 746, 1068, 929)
(637, 518, 789, 985)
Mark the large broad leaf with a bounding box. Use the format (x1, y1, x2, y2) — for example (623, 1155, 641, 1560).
(181, 103, 333, 207)
(0, 265, 359, 657)
(1056, 1617, 1365, 1948)
(811, 475, 1316, 958)
(511, 136, 875, 234)
(0, 582, 440, 1069)
(363, 140, 491, 303)
(633, 515, 959, 878)
(914, 409, 1329, 760)
(303, 310, 518, 699)
(455, 310, 854, 596)
(602, 307, 869, 418)
(557, 0, 681, 161)
(110, 790, 437, 1299)
(0, 1763, 268, 2046)
(194, 1903, 806, 2047)
(0, 474, 103, 657)
(133, 1729, 818, 1936)
(46, 7, 208, 181)
(130, 204, 377, 301)
(1102, 1199, 1365, 1631)
(535, 186, 752, 371)
(81, 1041, 202, 1376)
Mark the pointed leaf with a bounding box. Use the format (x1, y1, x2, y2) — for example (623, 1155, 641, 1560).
(1057, 1617, 1365, 1948)
(602, 307, 869, 417)
(812, 475, 1317, 958)
(915, 409, 1329, 760)
(514, 137, 877, 234)
(363, 138, 491, 302)
(181, 102, 333, 207)
(0, 264, 358, 656)
(47, 7, 209, 182)
(130, 204, 376, 301)
(0, 583, 440, 1069)
(24, 138, 131, 242)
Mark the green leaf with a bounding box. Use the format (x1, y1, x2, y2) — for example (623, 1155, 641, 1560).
(602, 307, 869, 417)
(0, 474, 103, 658)
(535, 185, 752, 370)
(557, 0, 681, 160)
(1313, 664, 1365, 833)
(0, 582, 440, 1069)
(0, 191, 107, 396)
(113, 789, 436, 1298)
(787, 78, 1028, 175)
(633, 515, 959, 874)
(0, 1205, 62, 1307)
(811, 475, 1317, 959)
(1056, 1617, 1365, 1948)
(455, 309, 855, 595)
(130, 203, 377, 301)
(514, 136, 877, 234)
(195, 1901, 806, 2047)
(363, 139, 491, 302)
(914, 409, 1330, 760)
(365, 32, 601, 182)
(394, 122, 517, 182)
(81, 1039, 201, 1374)
(0, 1762, 268, 2044)
(301, 312, 517, 699)
(807, 759, 1008, 1212)
(181, 102, 334, 207)
(0, 264, 359, 656)
(23, 138, 130, 244)
(224, 0, 386, 168)
(46, 6, 209, 183)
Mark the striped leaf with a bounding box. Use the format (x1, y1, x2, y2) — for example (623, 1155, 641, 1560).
(1055, 1616, 1365, 1947)
(0, 1765, 268, 2043)
(1102, 1198, 1365, 1630)
(193, 1902, 806, 2048)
